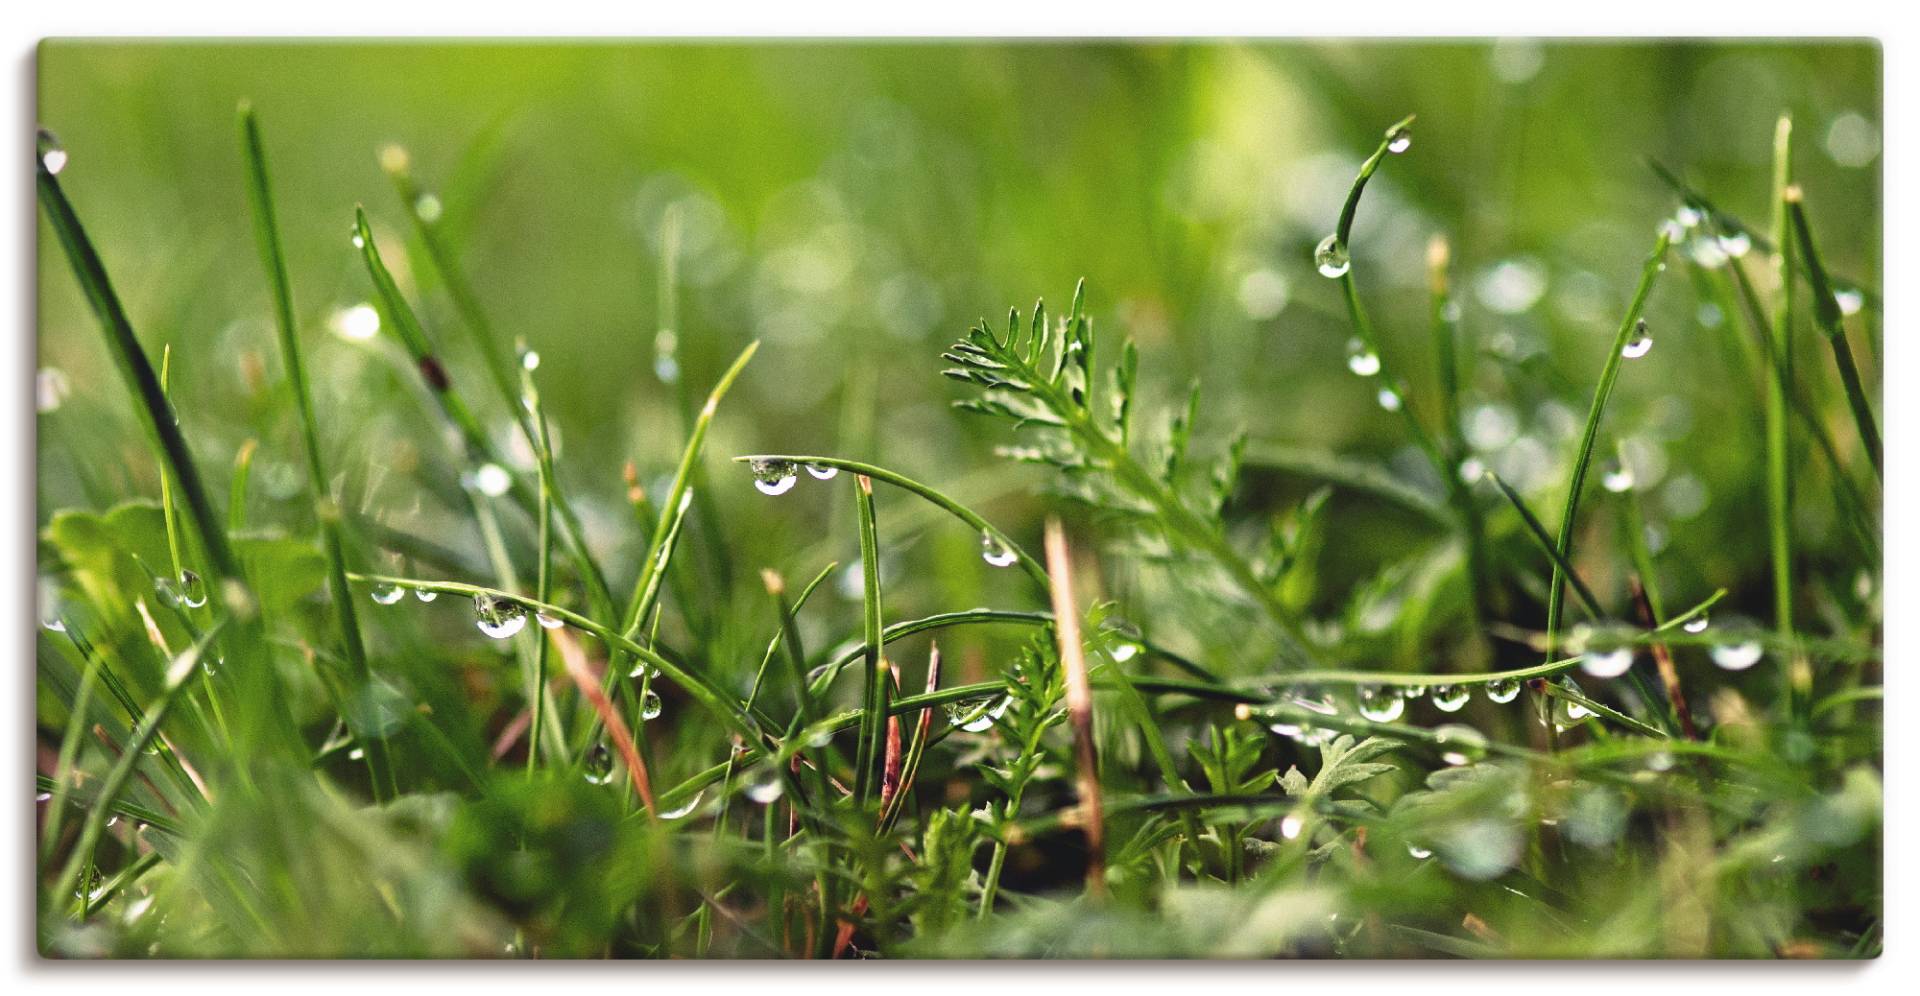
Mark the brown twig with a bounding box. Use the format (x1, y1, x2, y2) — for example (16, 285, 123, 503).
(1630, 576, 1698, 740)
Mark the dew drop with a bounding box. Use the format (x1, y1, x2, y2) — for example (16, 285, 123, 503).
(1580, 647, 1634, 679)
(804, 462, 839, 480)
(153, 577, 181, 609)
(519, 349, 541, 372)
(1621, 320, 1652, 359)
(948, 696, 1009, 733)
(1376, 387, 1403, 412)
(1357, 685, 1405, 723)
(350, 227, 366, 250)
(1110, 641, 1141, 663)
(746, 778, 785, 805)
(370, 582, 405, 606)
(1458, 457, 1486, 485)
(1345, 338, 1381, 377)
(1710, 641, 1763, 672)
(1674, 204, 1704, 228)
(1718, 230, 1753, 258)
(1385, 125, 1412, 154)
(414, 589, 438, 603)
(1407, 844, 1432, 860)
(468, 462, 512, 498)
(583, 742, 615, 785)
(661, 790, 704, 820)
(1280, 813, 1305, 840)
(38, 127, 68, 175)
(1483, 678, 1522, 704)
(1683, 614, 1709, 634)
(639, 690, 663, 721)
(749, 458, 797, 496)
(331, 303, 381, 341)
(1314, 235, 1351, 279)
(1601, 461, 1636, 493)
(536, 613, 565, 630)
(474, 594, 528, 640)
(36, 367, 71, 413)
(173, 570, 206, 609)
(1834, 287, 1865, 316)
(413, 193, 443, 223)
(1430, 684, 1470, 713)
(980, 532, 1018, 568)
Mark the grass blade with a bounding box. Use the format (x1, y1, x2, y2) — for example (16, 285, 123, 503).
(1485, 471, 1603, 620)
(1784, 186, 1880, 479)
(853, 475, 889, 806)
(1044, 517, 1105, 899)
(1543, 227, 1672, 657)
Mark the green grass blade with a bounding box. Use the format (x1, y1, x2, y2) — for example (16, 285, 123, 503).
(1785, 187, 1880, 480)
(853, 475, 889, 807)
(1485, 471, 1603, 620)
(1544, 227, 1672, 657)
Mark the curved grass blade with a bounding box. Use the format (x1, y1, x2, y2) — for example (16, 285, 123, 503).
(1785, 186, 1880, 479)
(1484, 471, 1603, 620)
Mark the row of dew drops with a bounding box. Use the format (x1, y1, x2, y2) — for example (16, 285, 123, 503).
(748, 458, 1021, 567)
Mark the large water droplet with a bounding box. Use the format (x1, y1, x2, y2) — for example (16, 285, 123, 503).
(38, 128, 68, 175)
(177, 570, 207, 608)
(1683, 614, 1710, 634)
(1483, 678, 1522, 704)
(1345, 338, 1381, 377)
(1430, 684, 1470, 713)
(1710, 640, 1763, 671)
(1314, 235, 1351, 279)
(1385, 124, 1412, 154)
(661, 790, 705, 820)
(1621, 319, 1652, 359)
(1834, 287, 1865, 316)
(467, 462, 512, 498)
(1580, 646, 1634, 678)
(583, 742, 616, 785)
(1280, 813, 1305, 840)
(981, 532, 1018, 568)
(1357, 685, 1405, 723)
(639, 690, 663, 721)
(414, 589, 438, 603)
(371, 582, 405, 605)
(948, 696, 1009, 733)
(1601, 460, 1636, 493)
(749, 458, 797, 496)
(474, 594, 528, 640)
(804, 462, 839, 480)
(746, 778, 785, 805)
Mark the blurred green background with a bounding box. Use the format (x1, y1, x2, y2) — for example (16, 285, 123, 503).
(37, 38, 1881, 702)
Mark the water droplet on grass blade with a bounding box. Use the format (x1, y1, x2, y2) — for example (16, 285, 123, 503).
(1834, 287, 1865, 316)
(1483, 679, 1522, 704)
(746, 778, 785, 805)
(1621, 320, 1652, 359)
(519, 349, 541, 371)
(413, 193, 443, 223)
(175, 570, 207, 608)
(583, 743, 615, 785)
(370, 582, 405, 605)
(1430, 684, 1470, 712)
(1683, 614, 1710, 634)
(1718, 230, 1752, 258)
(1314, 235, 1350, 278)
(1385, 124, 1412, 154)
(661, 790, 704, 820)
(981, 532, 1018, 568)
(1376, 387, 1402, 412)
(467, 462, 512, 498)
(1407, 844, 1432, 859)
(1601, 461, 1635, 493)
(1357, 686, 1405, 723)
(474, 594, 527, 639)
(1710, 640, 1763, 671)
(749, 458, 797, 496)
(1580, 647, 1634, 678)
(38, 128, 68, 175)
(535, 613, 564, 630)
(804, 462, 839, 480)
(1345, 338, 1381, 377)
(639, 690, 663, 721)
(414, 589, 437, 603)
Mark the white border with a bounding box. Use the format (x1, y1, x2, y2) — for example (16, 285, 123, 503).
(6, 1, 1908, 991)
